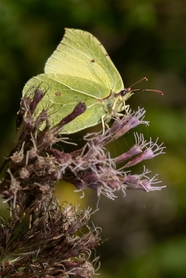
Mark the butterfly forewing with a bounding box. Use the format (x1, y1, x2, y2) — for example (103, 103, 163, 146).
(45, 29, 124, 93)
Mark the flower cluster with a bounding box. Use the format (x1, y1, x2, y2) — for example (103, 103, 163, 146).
(0, 88, 165, 277)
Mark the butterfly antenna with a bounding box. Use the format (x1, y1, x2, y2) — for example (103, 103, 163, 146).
(130, 77, 148, 88)
(128, 77, 163, 95)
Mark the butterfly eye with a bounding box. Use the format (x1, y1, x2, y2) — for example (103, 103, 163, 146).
(120, 89, 129, 96)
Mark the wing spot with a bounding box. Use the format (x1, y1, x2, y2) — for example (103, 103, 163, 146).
(91, 59, 95, 63)
(55, 92, 61, 97)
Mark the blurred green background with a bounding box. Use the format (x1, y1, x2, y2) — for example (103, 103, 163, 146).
(0, 0, 186, 277)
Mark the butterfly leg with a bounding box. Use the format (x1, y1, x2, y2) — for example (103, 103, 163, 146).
(124, 104, 130, 114)
(101, 114, 110, 134)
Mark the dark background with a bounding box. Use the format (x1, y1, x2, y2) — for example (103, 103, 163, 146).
(1, 1, 186, 277)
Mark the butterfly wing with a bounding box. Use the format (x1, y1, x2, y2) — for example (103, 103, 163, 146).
(22, 28, 125, 134)
(45, 28, 124, 95)
(23, 73, 106, 133)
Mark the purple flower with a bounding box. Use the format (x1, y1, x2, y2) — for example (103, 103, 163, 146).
(0, 88, 165, 277)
